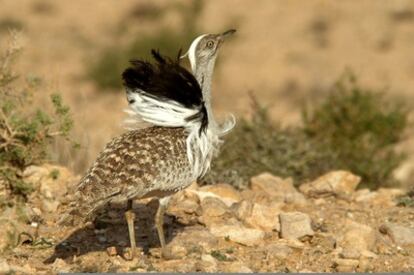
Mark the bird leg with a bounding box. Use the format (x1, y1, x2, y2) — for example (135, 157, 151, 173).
(155, 196, 171, 257)
(125, 199, 137, 260)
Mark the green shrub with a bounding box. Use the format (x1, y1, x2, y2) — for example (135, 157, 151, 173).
(0, 31, 74, 199)
(203, 97, 335, 189)
(303, 74, 408, 189)
(88, 0, 203, 90)
(205, 75, 409, 190)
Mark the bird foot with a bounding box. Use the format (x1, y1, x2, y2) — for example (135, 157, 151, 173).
(123, 246, 142, 261)
(160, 246, 176, 260)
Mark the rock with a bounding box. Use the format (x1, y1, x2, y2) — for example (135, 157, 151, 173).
(265, 243, 293, 260)
(279, 212, 314, 240)
(41, 199, 60, 213)
(167, 191, 201, 224)
(52, 258, 70, 273)
(24, 164, 73, 197)
(106, 246, 117, 256)
(240, 189, 280, 205)
(373, 188, 406, 207)
(380, 223, 414, 245)
(201, 197, 229, 217)
(284, 191, 308, 206)
(333, 258, 359, 272)
(209, 219, 265, 246)
(360, 250, 378, 259)
(163, 226, 218, 258)
(354, 188, 406, 207)
(250, 173, 305, 205)
(353, 188, 375, 202)
(160, 259, 196, 272)
(339, 248, 361, 259)
(311, 233, 336, 252)
(196, 254, 218, 272)
(0, 217, 18, 252)
(338, 220, 376, 252)
(233, 200, 281, 232)
(299, 171, 360, 198)
(393, 159, 414, 183)
(0, 259, 10, 274)
(199, 183, 242, 205)
(22, 165, 49, 184)
(226, 261, 253, 273)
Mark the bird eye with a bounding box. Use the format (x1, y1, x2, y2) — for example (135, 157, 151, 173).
(206, 40, 215, 48)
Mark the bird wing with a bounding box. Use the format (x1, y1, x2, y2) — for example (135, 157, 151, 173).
(122, 50, 208, 133)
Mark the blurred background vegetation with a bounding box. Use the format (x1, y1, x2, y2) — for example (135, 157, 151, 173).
(0, 0, 413, 201)
(88, 1, 205, 90)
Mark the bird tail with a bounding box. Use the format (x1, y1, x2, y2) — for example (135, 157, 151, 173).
(56, 197, 95, 227)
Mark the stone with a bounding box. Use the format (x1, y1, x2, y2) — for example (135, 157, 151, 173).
(354, 188, 406, 207)
(167, 191, 201, 224)
(196, 254, 218, 272)
(334, 258, 359, 272)
(353, 188, 375, 202)
(240, 189, 279, 205)
(251, 173, 295, 194)
(299, 171, 360, 198)
(24, 165, 72, 198)
(360, 250, 378, 259)
(265, 243, 293, 260)
(199, 183, 242, 205)
(52, 258, 70, 273)
(209, 219, 265, 246)
(22, 165, 49, 183)
(226, 261, 253, 273)
(338, 220, 376, 252)
(201, 197, 229, 217)
(284, 191, 308, 206)
(41, 199, 60, 213)
(0, 217, 18, 252)
(163, 226, 218, 258)
(160, 259, 196, 272)
(372, 188, 406, 207)
(233, 200, 281, 232)
(279, 212, 314, 240)
(339, 248, 361, 259)
(0, 259, 10, 274)
(380, 223, 414, 245)
(106, 246, 117, 256)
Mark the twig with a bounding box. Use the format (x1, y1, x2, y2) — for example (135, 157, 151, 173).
(0, 108, 14, 136)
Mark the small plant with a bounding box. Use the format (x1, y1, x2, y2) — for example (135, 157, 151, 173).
(211, 250, 230, 261)
(396, 189, 414, 207)
(303, 74, 408, 189)
(0, 31, 74, 199)
(49, 168, 60, 180)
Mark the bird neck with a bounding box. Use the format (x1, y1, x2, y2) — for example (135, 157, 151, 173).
(194, 58, 218, 132)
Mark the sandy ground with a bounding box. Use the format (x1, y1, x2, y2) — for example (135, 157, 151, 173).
(1, 166, 413, 273)
(1, 0, 414, 174)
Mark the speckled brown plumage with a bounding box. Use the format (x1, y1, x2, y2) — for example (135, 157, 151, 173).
(67, 126, 194, 223)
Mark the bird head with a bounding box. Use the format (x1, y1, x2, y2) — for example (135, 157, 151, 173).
(182, 29, 236, 73)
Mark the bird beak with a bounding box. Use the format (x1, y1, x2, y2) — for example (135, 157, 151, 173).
(218, 29, 236, 42)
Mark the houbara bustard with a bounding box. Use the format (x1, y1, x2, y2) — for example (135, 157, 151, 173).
(61, 29, 236, 259)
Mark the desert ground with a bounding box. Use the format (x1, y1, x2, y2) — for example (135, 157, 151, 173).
(1, 0, 414, 273)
